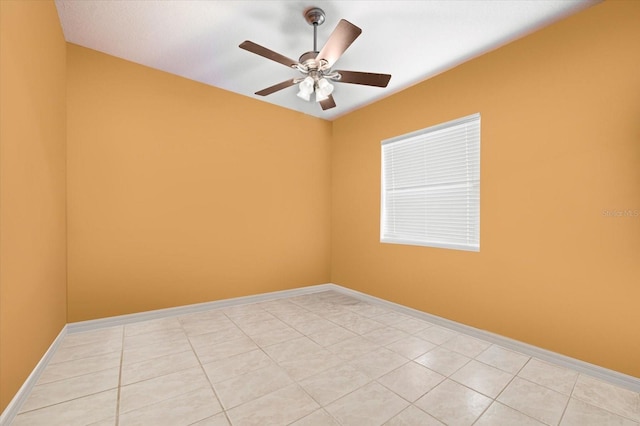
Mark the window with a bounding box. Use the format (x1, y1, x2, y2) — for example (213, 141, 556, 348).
(381, 113, 480, 251)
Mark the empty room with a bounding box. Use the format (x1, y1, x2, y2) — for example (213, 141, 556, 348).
(0, 0, 638, 425)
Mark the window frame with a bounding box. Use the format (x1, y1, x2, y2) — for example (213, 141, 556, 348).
(380, 113, 481, 252)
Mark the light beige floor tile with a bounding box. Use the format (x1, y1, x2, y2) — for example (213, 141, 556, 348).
(224, 307, 275, 324)
(121, 349, 199, 385)
(192, 335, 258, 364)
(415, 346, 471, 376)
(266, 309, 312, 323)
(187, 326, 247, 351)
(474, 402, 547, 426)
(415, 379, 492, 426)
(122, 335, 192, 365)
(190, 413, 231, 426)
(202, 349, 272, 384)
(288, 293, 330, 306)
(475, 344, 530, 374)
(518, 358, 579, 395)
(346, 303, 392, 318)
(50, 338, 122, 364)
(177, 308, 228, 324)
(385, 335, 437, 360)
(118, 366, 210, 414)
(378, 361, 445, 402)
(123, 327, 188, 349)
(498, 377, 569, 425)
(414, 325, 458, 345)
(572, 375, 640, 422)
(384, 405, 445, 425)
(305, 303, 347, 317)
(324, 309, 362, 325)
(37, 351, 121, 385)
(327, 309, 372, 326)
(349, 347, 408, 379)
(226, 384, 319, 426)
(12, 389, 117, 426)
(227, 310, 278, 328)
(119, 386, 222, 426)
(290, 408, 341, 426)
(441, 334, 491, 358)
(391, 318, 433, 334)
(373, 312, 414, 326)
(327, 335, 381, 361)
(248, 325, 304, 347)
(450, 359, 514, 398)
(20, 367, 119, 412)
(275, 311, 323, 326)
(262, 336, 322, 362)
(340, 315, 386, 335)
(124, 317, 181, 337)
(325, 382, 409, 426)
(213, 362, 293, 409)
(61, 327, 123, 348)
(323, 292, 360, 304)
(289, 317, 335, 334)
(363, 326, 410, 346)
(307, 324, 357, 347)
(87, 417, 116, 426)
(221, 303, 263, 314)
(235, 317, 288, 335)
(179, 315, 237, 337)
(561, 398, 639, 426)
(299, 364, 372, 406)
(256, 299, 304, 315)
(278, 347, 343, 381)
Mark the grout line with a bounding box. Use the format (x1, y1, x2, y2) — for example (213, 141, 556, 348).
(114, 326, 124, 426)
(181, 319, 232, 426)
(557, 370, 582, 425)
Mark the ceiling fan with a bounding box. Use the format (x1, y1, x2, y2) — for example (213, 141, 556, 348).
(239, 7, 391, 111)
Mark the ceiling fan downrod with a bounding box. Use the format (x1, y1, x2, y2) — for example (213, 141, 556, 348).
(304, 7, 325, 53)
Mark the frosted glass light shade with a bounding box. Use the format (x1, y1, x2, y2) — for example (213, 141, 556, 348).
(297, 76, 314, 101)
(315, 78, 333, 102)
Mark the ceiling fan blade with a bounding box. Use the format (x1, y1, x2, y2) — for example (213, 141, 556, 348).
(255, 79, 297, 96)
(335, 71, 391, 87)
(239, 40, 298, 68)
(319, 95, 336, 110)
(316, 20, 362, 68)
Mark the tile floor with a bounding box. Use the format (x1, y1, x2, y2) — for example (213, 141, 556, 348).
(10, 290, 640, 426)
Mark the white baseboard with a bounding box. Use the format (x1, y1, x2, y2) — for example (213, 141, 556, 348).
(67, 283, 335, 333)
(2, 282, 638, 425)
(0, 327, 68, 426)
(326, 284, 640, 393)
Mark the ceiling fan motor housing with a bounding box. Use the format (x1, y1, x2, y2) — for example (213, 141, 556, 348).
(299, 51, 320, 69)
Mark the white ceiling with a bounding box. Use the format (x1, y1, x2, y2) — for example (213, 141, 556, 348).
(54, 0, 597, 121)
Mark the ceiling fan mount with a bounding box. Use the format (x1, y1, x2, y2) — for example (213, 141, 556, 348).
(303, 7, 325, 27)
(239, 6, 391, 111)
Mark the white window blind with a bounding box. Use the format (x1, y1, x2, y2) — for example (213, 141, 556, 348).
(381, 113, 480, 251)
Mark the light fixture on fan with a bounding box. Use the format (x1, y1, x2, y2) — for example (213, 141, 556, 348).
(296, 75, 334, 102)
(296, 76, 314, 101)
(239, 7, 391, 111)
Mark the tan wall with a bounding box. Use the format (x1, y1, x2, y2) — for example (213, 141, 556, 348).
(0, 1, 68, 412)
(331, 0, 640, 378)
(66, 45, 332, 322)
